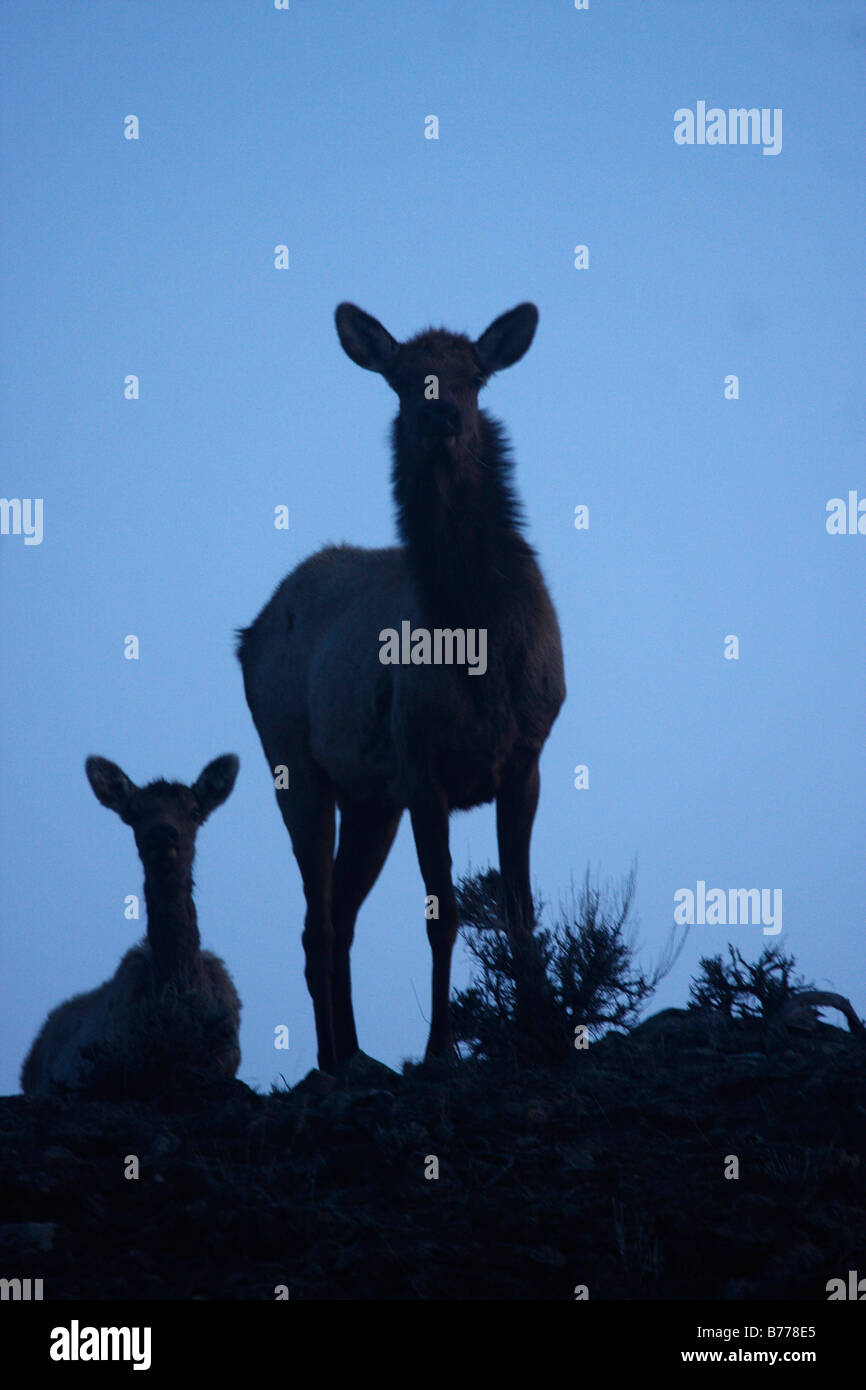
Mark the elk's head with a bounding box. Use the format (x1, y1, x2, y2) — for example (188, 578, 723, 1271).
(85, 755, 239, 884)
(335, 301, 538, 470)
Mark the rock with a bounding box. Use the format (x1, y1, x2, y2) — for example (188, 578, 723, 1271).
(0, 1222, 57, 1256)
(337, 1051, 400, 1089)
(291, 1069, 337, 1099)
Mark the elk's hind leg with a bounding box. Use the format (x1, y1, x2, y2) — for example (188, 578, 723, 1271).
(409, 781, 459, 1060)
(277, 761, 337, 1072)
(331, 799, 401, 1062)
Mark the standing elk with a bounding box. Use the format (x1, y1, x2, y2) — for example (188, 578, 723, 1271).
(237, 302, 564, 1071)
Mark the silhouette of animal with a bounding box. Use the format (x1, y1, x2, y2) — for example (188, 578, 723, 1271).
(237, 302, 564, 1071)
(21, 755, 241, 1095)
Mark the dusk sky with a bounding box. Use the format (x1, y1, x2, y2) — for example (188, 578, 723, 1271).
(2, 0, 864, 1094)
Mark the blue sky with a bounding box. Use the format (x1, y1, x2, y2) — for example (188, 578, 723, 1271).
(2, 1, 864, 1093)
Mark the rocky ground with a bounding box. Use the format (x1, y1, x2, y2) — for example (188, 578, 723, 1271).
(1, 1008, 864, 1300)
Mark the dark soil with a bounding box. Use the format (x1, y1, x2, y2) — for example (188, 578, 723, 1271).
(2, 1010, 864, 1300)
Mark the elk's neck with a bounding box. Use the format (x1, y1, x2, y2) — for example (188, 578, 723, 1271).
(144, 872, 201, 986)
(391, 411, 530, 625)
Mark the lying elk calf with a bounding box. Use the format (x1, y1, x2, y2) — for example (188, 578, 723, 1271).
(21, 755, 241, 1096)
(237, 301, 565, 1072)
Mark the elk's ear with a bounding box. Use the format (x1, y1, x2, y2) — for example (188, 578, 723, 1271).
(335, 303, 399, 375)
(86, 757, 136, 820)
(193, 754, 239, 821)
(475, 303, 538, 374)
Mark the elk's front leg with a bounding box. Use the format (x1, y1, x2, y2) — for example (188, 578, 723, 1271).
(496, 750, 556, 1046)
(409, 781, 458, 1058)
(496, 750, 541, 938)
